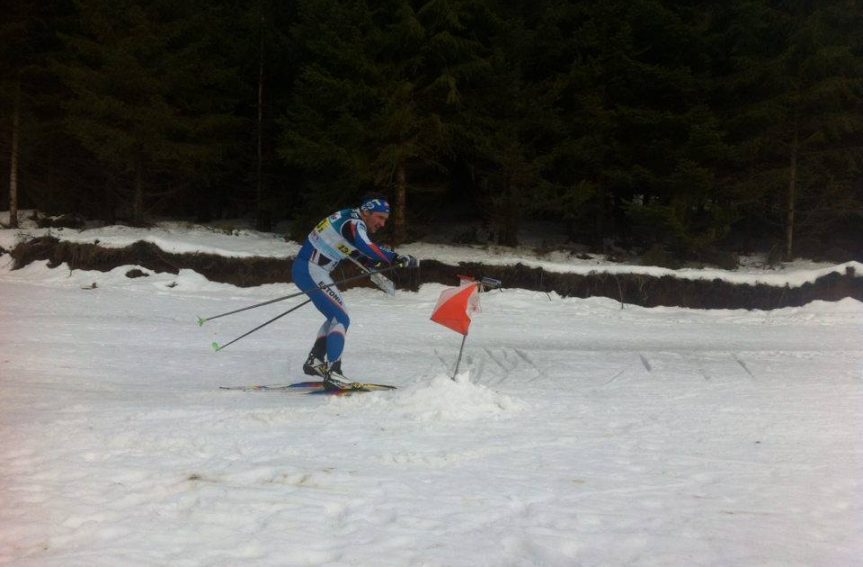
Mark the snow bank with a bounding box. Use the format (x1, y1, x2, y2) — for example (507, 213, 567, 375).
(383, 373, 524, 421)
(1, 219, 860, 289)
(0, 219, 298, 259)
(405, 241, 862, 286)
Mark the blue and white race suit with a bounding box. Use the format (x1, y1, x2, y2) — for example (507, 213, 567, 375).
(292, 208, 398, 365)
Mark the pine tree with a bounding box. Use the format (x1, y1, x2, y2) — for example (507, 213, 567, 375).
(385, 0, 494, 243)
(595, 1, 727, 257)
(56, 0, 243, 224)
(449, 1, 543, 246)
(281, 0, 486, 243)
(1, 7, 26, 227)
(223, 0, 295, 230)
(503, 0, 616, 246)
(717, 0, 863, 259)
(279, 0, 379, 236)
(487, 1, 730, 256)
(1, 1, 58, 227)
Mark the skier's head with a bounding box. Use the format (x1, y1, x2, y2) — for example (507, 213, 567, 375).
(359, 195, 390, 233)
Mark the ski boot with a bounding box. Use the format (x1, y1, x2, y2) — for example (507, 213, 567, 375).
(303, 353, 327, 378)
(303, 339, 327, 378)
(322, 360, 354, 391)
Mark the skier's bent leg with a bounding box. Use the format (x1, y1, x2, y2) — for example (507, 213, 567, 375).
(325, 314, 350, 366)
(312, 321, 329, 358)
(292, 260, 345, 376)
(298, 271, 350, 368)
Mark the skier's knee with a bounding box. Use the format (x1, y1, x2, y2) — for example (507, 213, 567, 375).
(334, 312, 350, 330)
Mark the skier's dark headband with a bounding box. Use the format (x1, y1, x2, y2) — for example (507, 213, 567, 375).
(360, 198, 391, 215)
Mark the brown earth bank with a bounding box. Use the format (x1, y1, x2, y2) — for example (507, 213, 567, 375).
(9, 236, 862, 310)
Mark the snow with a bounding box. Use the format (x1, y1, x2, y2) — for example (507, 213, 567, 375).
(1, 219, 862, 565)
(2, 265, 862, 564)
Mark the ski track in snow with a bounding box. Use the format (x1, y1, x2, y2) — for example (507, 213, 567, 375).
(0, 260, 862, 566)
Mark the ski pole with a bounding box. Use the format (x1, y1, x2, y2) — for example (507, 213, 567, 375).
(197, 263, 405, 326)
(211, 297, 313, 352)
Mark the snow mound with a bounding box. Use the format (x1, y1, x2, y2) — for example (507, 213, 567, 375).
(386, 373, 525, 421)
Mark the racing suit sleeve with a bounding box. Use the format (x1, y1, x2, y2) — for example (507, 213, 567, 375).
(342, 219, 398, 265)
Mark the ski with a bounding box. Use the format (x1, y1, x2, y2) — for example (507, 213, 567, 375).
(219, 381, 322, 392)
(219, 380, 396, 394)
(310, 381, 397, 395)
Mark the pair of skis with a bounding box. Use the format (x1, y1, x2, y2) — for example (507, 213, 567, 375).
(219, 380, 396, 396)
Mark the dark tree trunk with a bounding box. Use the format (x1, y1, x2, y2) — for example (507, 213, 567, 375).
(498, 179, 519, 247)
(255, 9, 271, 232)
(8, 82, 20, 229)
(785, 115, 799, 260)
(133, 160, 144, 225)
(394, 161, 407, 244)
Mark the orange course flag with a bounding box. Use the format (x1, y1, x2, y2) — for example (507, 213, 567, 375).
(430, 279, 480, 336)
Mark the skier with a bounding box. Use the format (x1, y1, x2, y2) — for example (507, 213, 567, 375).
(292, 195, 418, 390)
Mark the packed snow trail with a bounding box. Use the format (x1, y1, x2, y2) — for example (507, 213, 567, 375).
(0, 262, 861, 566)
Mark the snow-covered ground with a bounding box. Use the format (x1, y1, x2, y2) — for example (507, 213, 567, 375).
(1, 220, 862, 566)
(0, 267, 861, 565)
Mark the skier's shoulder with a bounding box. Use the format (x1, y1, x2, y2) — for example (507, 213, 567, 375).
(326, 208, 366, 240)
(325, 208, 361, 226)
(330, 207, 362, 220)
(341, 208, 367, 230)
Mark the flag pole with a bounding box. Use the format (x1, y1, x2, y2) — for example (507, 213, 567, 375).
(452, 333, 468, 381)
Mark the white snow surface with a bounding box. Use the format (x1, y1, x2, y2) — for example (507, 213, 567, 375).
(1, 213, 860, 287)
(1, 221, 863, 566)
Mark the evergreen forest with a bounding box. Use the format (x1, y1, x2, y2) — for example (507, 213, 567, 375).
(2, 0, 862, 262)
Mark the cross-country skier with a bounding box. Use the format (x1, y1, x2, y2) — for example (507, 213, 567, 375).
(292, 195, 418, 390)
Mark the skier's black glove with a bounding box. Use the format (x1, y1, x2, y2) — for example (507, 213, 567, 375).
(395, 254, 419, 268)
(359, 256, 382, 269)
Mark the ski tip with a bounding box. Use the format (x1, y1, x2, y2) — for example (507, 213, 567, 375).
(211, 342, 221, 352)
